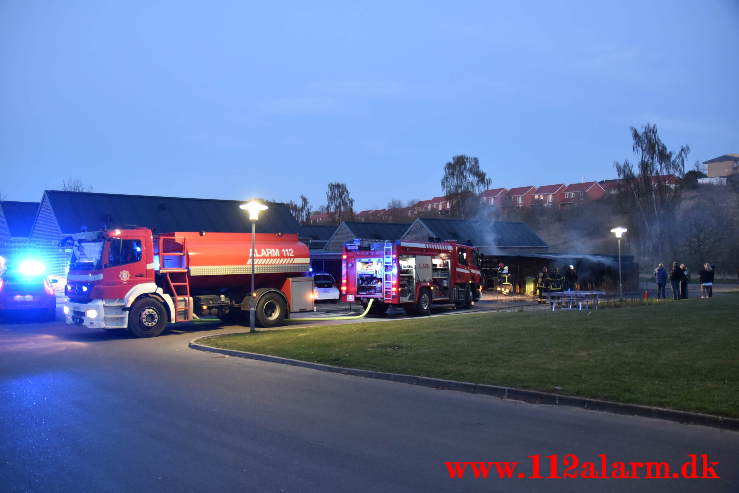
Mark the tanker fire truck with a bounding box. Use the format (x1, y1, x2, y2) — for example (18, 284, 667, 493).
(63, 228, 313, 337)
(340, 240, 482, 315)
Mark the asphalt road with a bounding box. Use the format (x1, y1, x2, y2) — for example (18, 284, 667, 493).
(1, 311, 737, 493)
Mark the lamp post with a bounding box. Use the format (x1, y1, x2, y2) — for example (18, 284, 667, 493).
(610, 227, 627, 299)
(240, 200, 269, 333)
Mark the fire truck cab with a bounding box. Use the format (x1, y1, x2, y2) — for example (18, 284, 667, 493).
(341, 240, 481, 316)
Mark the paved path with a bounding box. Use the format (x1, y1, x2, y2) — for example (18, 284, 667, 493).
(0, 312, 737, 492)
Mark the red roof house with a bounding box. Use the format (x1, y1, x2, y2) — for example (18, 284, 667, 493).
(561, 181, 606, 206)
(480, 188, 508, 206)
(507, 186, 536, 207)
(532, 184, 566, 207)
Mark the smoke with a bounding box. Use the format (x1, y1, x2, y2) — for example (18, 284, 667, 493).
(465, 199, 499, 254)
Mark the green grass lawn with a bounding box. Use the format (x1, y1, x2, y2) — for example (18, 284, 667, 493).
(200, 294, 739, 418)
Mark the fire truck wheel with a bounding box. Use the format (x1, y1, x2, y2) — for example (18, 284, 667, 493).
(256, 292, 286, 327)
(128, 298, 168, 338)
(415, 289, 431, 316)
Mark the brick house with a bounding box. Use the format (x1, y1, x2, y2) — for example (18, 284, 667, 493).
(561, 181, 606, 206)
(507, 186, 536, 208)
(703, 154, 739, 178)
(479, 188, 508, 206)
(532, 184, 566, 207)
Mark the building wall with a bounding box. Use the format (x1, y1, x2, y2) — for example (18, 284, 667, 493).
(27, 194, 69, 277)
(707, 160, 738, 178)
(0, 205, 10, 240)
(400, 221, 434, 242)
(323, 223, 356, 252)
(585, 185, 606, 201)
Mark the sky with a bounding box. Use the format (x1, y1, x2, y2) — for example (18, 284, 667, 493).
(1, 0, 738, 211)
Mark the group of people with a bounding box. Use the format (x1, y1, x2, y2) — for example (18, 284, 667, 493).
(654, 262, 715, 300)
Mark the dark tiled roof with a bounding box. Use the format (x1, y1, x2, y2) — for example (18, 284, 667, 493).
(535, 184, 565, 194)
(344, 221, 410, 241)
(508, 186, 535, 196)
(298, 224, 337, 241)
(415, 218, 547, 249)
(480, 188, 506, 197)
(1, 201, 39, 237)
(44, 191, 299, 235)
(565, 181, 600, 192)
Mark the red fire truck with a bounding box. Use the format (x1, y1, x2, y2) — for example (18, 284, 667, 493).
(63, 228, 313, 337)
(340, 240, 482, 316)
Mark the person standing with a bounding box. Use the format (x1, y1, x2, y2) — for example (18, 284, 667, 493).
(564, 265, 578, 291)
(680, 264, 689, 299)
(654, 263, 667, 299)
(699, 263, 714, 299)
(669, 261, 683, 300)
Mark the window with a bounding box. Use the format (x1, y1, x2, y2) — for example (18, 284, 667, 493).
(107, 239, 142, 267)
(458, 249, 468, 266)
(472, 250, 480, 267)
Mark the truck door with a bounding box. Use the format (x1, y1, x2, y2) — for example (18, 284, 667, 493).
(102, 235, 151, 298)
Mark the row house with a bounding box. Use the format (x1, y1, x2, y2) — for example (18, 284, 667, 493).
(507, 186, 536, 208)
(532, 184, 566, 207)
(600, 174, 681, 195)
(479, 188, 507, 206)
(561, 181, 606, 206)
(409, 195, 451, 215)
(351, 174, 685, 218)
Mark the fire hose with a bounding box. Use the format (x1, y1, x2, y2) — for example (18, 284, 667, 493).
(288, 298, 375, 322)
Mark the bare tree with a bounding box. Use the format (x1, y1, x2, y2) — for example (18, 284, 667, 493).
(614, 124, 688, 263)
(441, 155, 491, 218)
(62, 179, 93, 192)
(286, 195, 312, 224)
(326, 182, 354, 223)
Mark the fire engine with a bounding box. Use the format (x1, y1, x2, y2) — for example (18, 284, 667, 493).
(62, 228, 313, 337)
(340, 240, 482, 315)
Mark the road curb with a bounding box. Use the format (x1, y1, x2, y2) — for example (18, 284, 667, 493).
(189, 336, 739, 432)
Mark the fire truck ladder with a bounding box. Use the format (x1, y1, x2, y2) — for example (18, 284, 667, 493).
(383, 241, 394, 302)
(158, 236, 191, 322)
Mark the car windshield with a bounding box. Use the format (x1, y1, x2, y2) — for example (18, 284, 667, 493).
(314, 274, 335, 287)
(69, 240, 104, 271)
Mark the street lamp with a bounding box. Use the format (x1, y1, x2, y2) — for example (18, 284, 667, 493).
(240, 200, 269, 332)
(610, 226, 627, 299)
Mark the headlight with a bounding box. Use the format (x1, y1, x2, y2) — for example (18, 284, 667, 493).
(18, 259, 45, 277)
(63, 305, 70, 315)
(86, 309, 98, 319)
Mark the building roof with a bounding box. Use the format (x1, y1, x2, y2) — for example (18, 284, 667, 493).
(534, 184, 565, 194)
(508, 186, 535, 196)
(1, 201, 39, 237)
(343, 221, 410, 240)
(410, 218, 548, 250)
(43, 190, 299, 235)
(703, 154, 739, 164)
(480, 188, 506, 198)
(536, 183, 564, 194)
(298, 224, 337, 241)
(564, 181, 602, 192)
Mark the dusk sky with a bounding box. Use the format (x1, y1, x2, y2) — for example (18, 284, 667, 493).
(1, 1, 738, 210)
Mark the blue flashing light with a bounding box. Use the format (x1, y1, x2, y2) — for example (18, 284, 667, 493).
(309, 267, 313, 272)
(18, 259, 46, 277)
